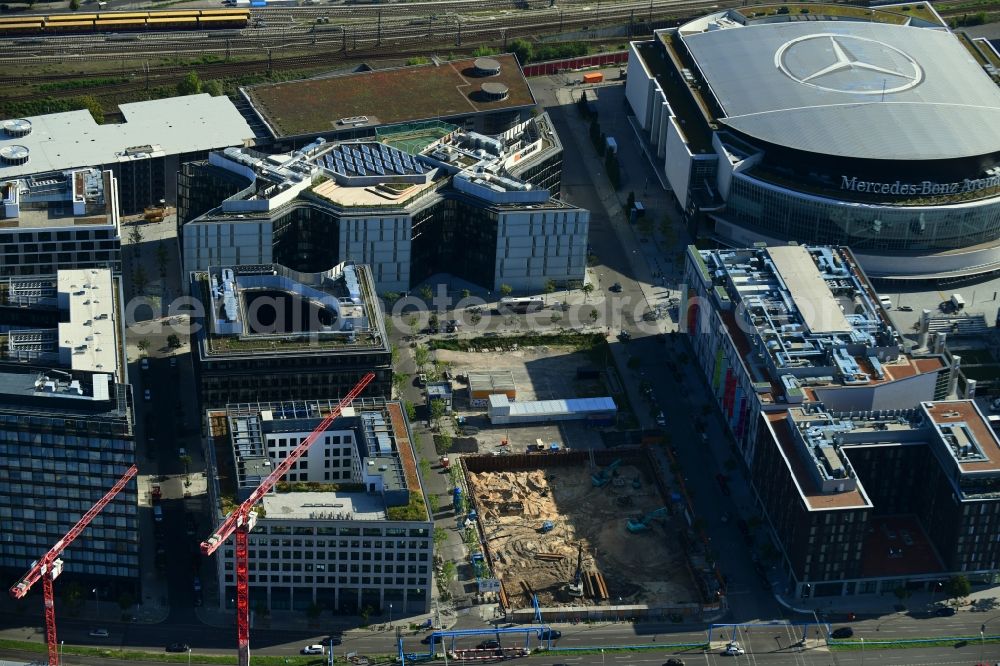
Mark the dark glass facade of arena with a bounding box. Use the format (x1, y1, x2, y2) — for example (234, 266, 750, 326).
(726, 175, 1000, 252)
(719, 134, 1000, 252)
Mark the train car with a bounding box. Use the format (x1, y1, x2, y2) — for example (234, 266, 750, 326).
(147, 10, 201, 19)
(146, 16, 198, 30)
(43, 19, 96, 33)
(197, 13, 249, 29)
(197, 8, 251, 16)
(45, 12, 99, 21)
(0, 15, 48, 23)
(96, 11, 150, 19)
(0, 21, 43, 36)
(94, 17, 147, 31)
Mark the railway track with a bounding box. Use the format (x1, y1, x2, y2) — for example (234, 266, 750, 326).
(0, 0, 717, 66)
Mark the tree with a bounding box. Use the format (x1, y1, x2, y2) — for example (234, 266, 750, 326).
(117, 591, 135, 611)
(156, 241, 169, 278)
(179, 454, 192, 475)
(544, 279, 556, 304)
(69, 0, 80, 10)
(605, 152, 621, 189)
(167, 334, 182, 349)
(509, 38, 534, 65)
(419, 285, 434, 303)
(133, 266, 148, 294)
(383, 291, 401, 305)
(128, 221, 143, 246)
(472, 45, 499, 56)
(433, 527, 448, 548)
(429, 399, 446, 428)
(461, 288, 471, 300)
(441, 561, 457, 581)
(176, 71, 202, 96)
(427, 492, 440, 514)
(945, 575, 971, 600)
(137, 339, 150, 355)
(62, 581, 84, 609)
(499, 284, 513, 298)
(414, 345, 431, 370)
(201, 79, 224, 97)
(404, 401, 417, 422)
(581, 283, 594, 300)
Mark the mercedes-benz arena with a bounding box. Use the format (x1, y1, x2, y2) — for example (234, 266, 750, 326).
(625, 4, 1000, 281)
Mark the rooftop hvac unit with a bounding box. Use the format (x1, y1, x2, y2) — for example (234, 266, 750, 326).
(2, 118, 32, 138)
(0, 144, 29, 166)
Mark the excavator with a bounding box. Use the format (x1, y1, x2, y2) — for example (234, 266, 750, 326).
(626, 507, 668, 533)
(563, 543, 585, 598)
(591, 459, 622, 488)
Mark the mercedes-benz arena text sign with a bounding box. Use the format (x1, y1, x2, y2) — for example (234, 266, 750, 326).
(841, 174, 1000, 196)
(774, 33, 923, 95)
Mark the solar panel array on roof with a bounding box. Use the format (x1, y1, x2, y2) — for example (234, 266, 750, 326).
(313, 142, 428, 178)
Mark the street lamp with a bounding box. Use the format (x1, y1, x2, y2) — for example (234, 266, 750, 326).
(980, 629, 985, 664)
(601, 648, 605, 666)
(188, 647, 192, 666)
(60, 640, 64, 666)
(92, 587, 100, 616)
(860, 636, 864, 666)
(389, 602, 393, 629)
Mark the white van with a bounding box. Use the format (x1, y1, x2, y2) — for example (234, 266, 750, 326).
(878, 295, 892, 309)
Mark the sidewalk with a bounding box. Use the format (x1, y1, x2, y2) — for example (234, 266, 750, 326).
(773, 584, 1000, 618)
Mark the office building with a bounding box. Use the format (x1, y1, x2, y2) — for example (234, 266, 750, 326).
(206, 398, 432, 614)
(626, 5, 1000, 280)
(755, 400, 1000, 598)
(684, 244, 951, 466)
(0, 95, 255, 214)
(190, 262, 391, 408)
(0, 269, 138, 595)
(180, 114, 586, 293)
(0, 167, 121, 276)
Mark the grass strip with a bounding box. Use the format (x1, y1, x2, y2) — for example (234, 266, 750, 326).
(0, 638, 390, 665)
(828, 635, 1000, 651)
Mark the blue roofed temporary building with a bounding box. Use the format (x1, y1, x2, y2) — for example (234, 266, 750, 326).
(487, 394, 616, 426)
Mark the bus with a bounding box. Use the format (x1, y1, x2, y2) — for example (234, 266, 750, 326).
(498, 297, 544, 314)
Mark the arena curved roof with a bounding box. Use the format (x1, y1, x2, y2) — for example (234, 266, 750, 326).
(680, 19, 1000, 160)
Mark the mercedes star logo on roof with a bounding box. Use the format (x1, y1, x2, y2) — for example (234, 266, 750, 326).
(774, 33, 923, 95)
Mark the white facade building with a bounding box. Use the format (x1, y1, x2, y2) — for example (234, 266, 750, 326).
(208, 400, 432, 615)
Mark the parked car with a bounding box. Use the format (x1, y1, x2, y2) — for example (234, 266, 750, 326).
(538, 629, 562, 640)
(934, 606, 956, 617)
(192, 576, 202, 593)
(301, 645, 324, 655)
(655, 412, 666, 427)
(831, 627, 854, 639)
(477, 639, 501, 650)
(88, 629, 109, 638)
(610, 282, 623, 293)
(664, 659, 686, 666)
(328, 636, 343, 646)
(166, 643, 190, 653)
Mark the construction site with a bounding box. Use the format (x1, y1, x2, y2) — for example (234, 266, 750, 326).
(462, 448, 705, 615)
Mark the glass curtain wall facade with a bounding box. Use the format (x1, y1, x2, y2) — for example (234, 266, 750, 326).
(727, 174, 1000, 253)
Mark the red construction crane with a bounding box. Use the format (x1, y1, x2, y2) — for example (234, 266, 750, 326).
(201, 372, 374, 666)
(9, 464, 139, 666)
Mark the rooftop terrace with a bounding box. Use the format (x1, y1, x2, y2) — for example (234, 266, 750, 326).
(197, 262, 389, 358)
